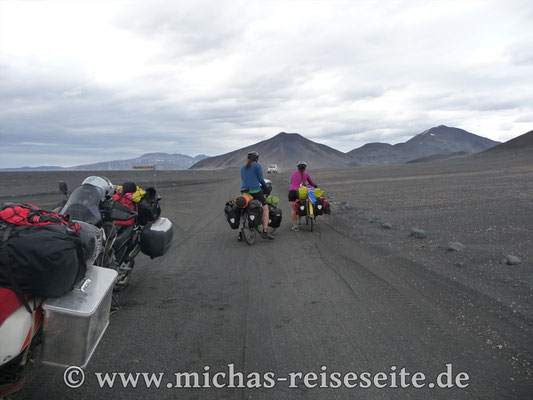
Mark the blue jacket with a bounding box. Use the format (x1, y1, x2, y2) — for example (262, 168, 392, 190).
(240, 162, 267, 193)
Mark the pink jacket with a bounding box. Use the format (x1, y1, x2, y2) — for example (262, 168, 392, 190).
(289, 171, 316, 191)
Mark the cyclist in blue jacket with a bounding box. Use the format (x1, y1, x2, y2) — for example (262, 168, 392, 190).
(239, 151, 275, 241)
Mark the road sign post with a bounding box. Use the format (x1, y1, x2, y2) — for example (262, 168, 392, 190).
(132, 165, 157, 188)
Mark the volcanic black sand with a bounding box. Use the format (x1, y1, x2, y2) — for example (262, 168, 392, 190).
(1, 151, 532, 399)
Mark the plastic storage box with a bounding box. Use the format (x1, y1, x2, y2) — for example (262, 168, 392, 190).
(140, 217, 174, 258)
(41, 266, 117, 367)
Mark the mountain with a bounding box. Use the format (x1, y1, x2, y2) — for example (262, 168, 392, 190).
(190, 132, 355, 170)
(0, 166, 64, 171)
(345, 142, 396, 165)
(405, 151, 469, 164)
(348, 125, 500, 165)
(479, 130, 533, 154)
(70, 153, 208, 171)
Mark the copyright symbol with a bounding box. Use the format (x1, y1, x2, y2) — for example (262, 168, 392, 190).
(63, 366, 85, 388)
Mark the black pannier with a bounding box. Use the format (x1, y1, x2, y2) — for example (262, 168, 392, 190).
(140, 217, 174, 258)
(268, 204, 282, 228)
(247, 200, 262, 228)
(315, 197, 325, 215)
(0, 224, 86, 297)
(295, 199, 307, 216)
(137, 187, 161, 226)
(325, 201, 331, 214)
(224, 201, 240, 229)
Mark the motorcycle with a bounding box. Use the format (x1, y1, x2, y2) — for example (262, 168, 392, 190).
(0, 220, 111, 398)
(0, 177, 173, 397)
(58, 177, 172, 290)
(59, 180, 141, 289)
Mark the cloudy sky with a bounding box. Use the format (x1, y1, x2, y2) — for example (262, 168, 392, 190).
(1, 0, 532, 167)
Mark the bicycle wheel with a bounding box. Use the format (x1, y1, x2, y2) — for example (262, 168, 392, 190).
(307, 200, 314, 231)
(242, 215, 256, 245)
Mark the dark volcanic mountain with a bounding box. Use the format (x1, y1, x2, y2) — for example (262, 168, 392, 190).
(348, 125, 500, 165)
(406, 151, 469, 164)
(480, 130, 533, 154)
(70, 153, 208, 171)
(190, 132, 355, 171)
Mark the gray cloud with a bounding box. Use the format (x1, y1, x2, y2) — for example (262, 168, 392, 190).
(1, 0, 533, 167)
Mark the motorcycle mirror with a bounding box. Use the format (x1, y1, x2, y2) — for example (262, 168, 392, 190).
(122, 182, 137, 194)
(59, 181, 68, 194)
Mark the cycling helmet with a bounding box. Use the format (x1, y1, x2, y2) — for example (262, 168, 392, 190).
(247, 151, 259, 161)
(296, 161, 307, 170)
(81, 176, 114, 201)
(263, 179, 272, 196)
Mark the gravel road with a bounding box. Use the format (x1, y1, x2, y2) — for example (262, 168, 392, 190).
(2, 152, 531, 399)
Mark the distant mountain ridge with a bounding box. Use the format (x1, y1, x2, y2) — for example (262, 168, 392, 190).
(2, 126, 515, 171)
(348, 125, 500, 165)
(0, 166, 65, 171)
(190, 132, 355, 170)
(480, 130, 533, 154)
(69, 153, 208, 171)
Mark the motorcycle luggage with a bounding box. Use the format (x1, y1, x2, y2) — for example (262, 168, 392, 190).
(295, 199, 307, 216)
(246, 200, 262, 228)
(0, 224, 86, 298)
(268, 204, 282, 228)
(137, 187, 161, 226)
(224, 201, 240, 230)
(112, 192, 135, 227)
(140, 217, 174, 258)
(41, 266, 117, 368)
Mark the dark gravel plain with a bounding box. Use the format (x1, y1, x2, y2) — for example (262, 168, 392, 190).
(1, 150, 532, 400)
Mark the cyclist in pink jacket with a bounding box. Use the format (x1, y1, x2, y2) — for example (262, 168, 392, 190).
(288, 161, 316, 231)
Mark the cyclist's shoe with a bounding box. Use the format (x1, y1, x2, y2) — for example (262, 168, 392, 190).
(238, 232, 243, 242)
(291, 224, 299, 231)
(297, 219, 302, 226)
(261, 230, 275, 240)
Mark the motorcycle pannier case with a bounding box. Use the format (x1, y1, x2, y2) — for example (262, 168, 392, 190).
(140, 217, 174, 258)
(247, 200, 262, 228)
(224, 201, 240, 229)
(41, 266, 117, 367)
(268, 204, 282, 228)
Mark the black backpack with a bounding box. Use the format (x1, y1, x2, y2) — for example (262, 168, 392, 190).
(0, 223, 86, 303)
(315, 197, 325, 215)
(246, 200, 262, 228)
(295, 199, 307, 216)
(268, 204, 282, 228)
(224, 201, 240, 229)
(137, 187, 161, 226)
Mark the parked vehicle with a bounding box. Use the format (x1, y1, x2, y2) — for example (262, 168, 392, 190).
(59, 178, 174, 290)
(0, 176, 175, 397)
(267, 164, 278, 174)
(0, 216, 112, 398)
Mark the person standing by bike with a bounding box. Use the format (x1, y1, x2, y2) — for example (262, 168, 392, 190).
(239, 151, 275, 241)
(288, 161, 317, 231)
